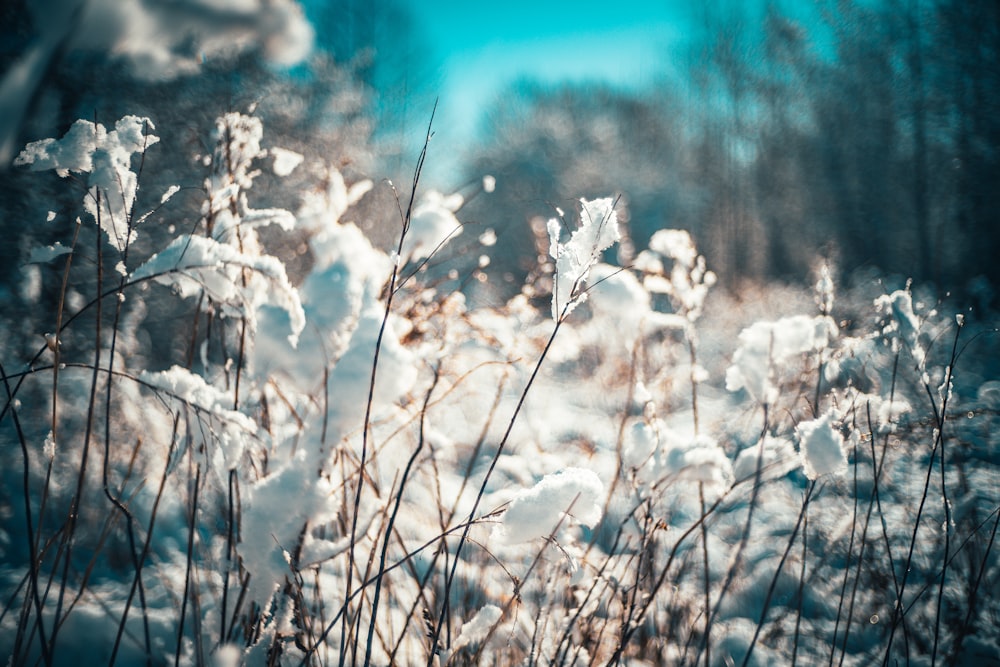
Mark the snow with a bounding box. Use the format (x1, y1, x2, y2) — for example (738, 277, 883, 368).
(269, 147, 303, 176)
(5, 110, 998, 667)
(796, 412, 847, 480)
(497, 467, 604, 544)
(547, 197, 621, 320)
(131, 234, 305, 346)
(401, 189, 464, 262)
(139, 365, 257, 471)
(725, 314, 838, 404)
(15, 115, 158, 250)
(875, 287, 925, 367)
(452, 604, 503, 651)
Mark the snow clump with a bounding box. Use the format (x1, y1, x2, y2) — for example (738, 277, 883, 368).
(547, 197, 621, 321)
(401, 189, 464, 262)
(726, 314, 838, 404)
(15, 115, 158, 250)
(797, 412, 847, 480)
(452, 604, 502, 651)
(875, 287, 925, 368)
(498, 467, 604, 544)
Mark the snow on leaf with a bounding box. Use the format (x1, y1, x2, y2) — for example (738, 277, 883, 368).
(238, 450, 336, 608)
(498, 467, 604, 544)
(588, 263, 687, 335)
(160, 184, 180, 204)
(725, 314, 838, 404)
(814, 262, 835, 314)
(296, 165, 372, 235)
(875, 288, 925, 368)
(209, 113, 264, 191)
(623, 419, 659, 469)
(269, 147, 303, 176)
(241, 206, 296, 231)
(548, 197, 620, 321)
(131, 234, 305, 346)
(139, 365, 256, 471)
(15, 115, 158, 250)
(649, 229, 697, 268)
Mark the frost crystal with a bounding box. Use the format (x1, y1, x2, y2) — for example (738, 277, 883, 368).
(797, 413, 846, 480)
(498, 467, 604, 544)
(548, 197, 621, 321)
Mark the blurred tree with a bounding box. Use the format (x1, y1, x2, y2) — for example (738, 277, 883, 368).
(460, 80, 699, 299)
(687, 0, 999, 293)
(935, 0, 1000, 293)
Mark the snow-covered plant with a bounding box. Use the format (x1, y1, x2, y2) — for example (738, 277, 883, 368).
(874, 284, 926, 369)
(3, 106, 997, 667)
(726, 314, 838, 405)
(496, 467, 604, 544)
(547, 197, 621, 321)
(14, 115, 162, 251)
(814, 261, 835, 316)
(636, 228, 717, 323)
(400, 189, 464, 263)
(796, 411, 846, 479)
(132, 234, 305, 346)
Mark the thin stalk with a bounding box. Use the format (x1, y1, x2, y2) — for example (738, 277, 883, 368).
(219, 468, 237, 647)
(2, 361, 52, 666)
(341, 101, 437, 667)
(700, 403, 770, 661)
(175, 463, 201, 667)
(931, 323, 962, 665)
(836, 426, 868, 667)
(742, 480, 816, 667)
(427, 315, 566, 664)
(699, 482, 711, 667)
(883, 324, 961, 665)
(50, 189, 106, 658)
(110, 416, 181, 665)
(607, 482, 732, 665)
(792, 503, 808, 666)
(363, 367, 441, 667)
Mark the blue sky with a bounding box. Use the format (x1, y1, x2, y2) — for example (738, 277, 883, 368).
(406, 0, 694, 149)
